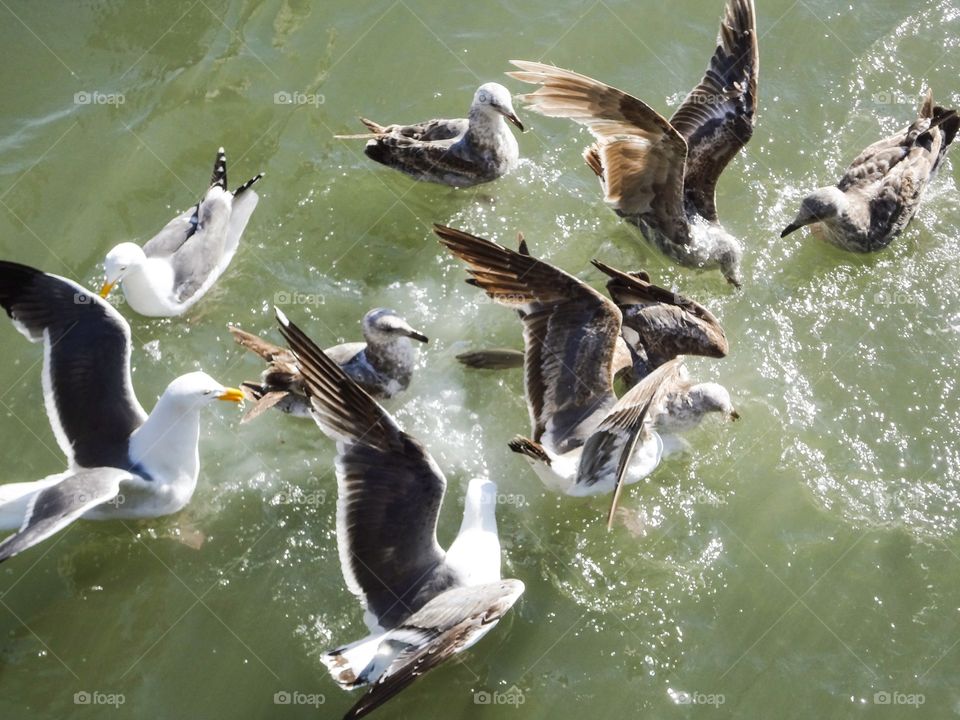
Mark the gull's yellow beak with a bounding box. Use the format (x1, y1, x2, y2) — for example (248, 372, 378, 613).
(99, 281, 115, 299)
(217, 387, 246, 403)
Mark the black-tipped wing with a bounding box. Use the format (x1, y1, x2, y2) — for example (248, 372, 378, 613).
(669, 0, 758, 221)
(0, 469, 129, 562)
(0, 262, 145, 468)
(436, 225, 621, 453)
(592, 260, 728, 363)
(277, 313, 449, 629)
(344, 580, 525, 720)
(508, 61, 690, 243)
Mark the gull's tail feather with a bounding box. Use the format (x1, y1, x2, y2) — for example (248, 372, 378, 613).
(210, 147, 228, 190)
(456, 349, 524, 370)
(321, 634, 386, 690)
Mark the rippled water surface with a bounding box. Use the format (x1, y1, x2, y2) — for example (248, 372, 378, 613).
(1, 0, 960, 717)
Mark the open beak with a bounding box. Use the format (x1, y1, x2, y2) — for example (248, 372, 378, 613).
(780, 223, 801, 238)
(405, 329, 429, 343)
(500, 108, 524, 132)
(729, 410, 741, 421)
(99, 281, 115, 299)
(217, 387, 247, 403)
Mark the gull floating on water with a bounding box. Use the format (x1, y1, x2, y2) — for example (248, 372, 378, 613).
(0, 261, 244, 562)
(436, 224, 666, 499)
(230, 308, 427, 421)
(508, 0, 758, 287)
(100, 147, 264, 316)
(782, 90, 959, 251)
(275, 310, 523, 720)
(336, 83, 524, 187)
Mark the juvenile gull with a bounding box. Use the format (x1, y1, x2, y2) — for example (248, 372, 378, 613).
(0, 261, 244, 562)
(275, 311, 523, 720)
(457, 253, 728, 384)
(435, 224, 664, 498)
(100, 147, 264, 316)
(336, 82, 523, 187)
(508, 0, 758, 287)
(230, 308, 427, 421)
(782, 90, 959, 251)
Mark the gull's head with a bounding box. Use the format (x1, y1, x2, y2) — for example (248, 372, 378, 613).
(467, 477, 499, 507)
(101, 242, 147, 298)
(713, 230, 743, 289)
(362, 308, 429, 345)
(781, 187, 846, 238)
(472, 82, 524, 131)
(163, 371, 246, 407)
(689, 382, 739, 422)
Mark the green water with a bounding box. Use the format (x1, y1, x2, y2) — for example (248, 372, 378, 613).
(1, 0, 959, 717)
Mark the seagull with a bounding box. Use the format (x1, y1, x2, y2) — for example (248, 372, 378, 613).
(435, 224, 666, 498)
(0, 261, 244, 562)
(335, 82, 524, 187)
(275, 310, 523, 720)
(781, 90, 959, 251)
(100, 147, 264, 316)
(508, 0, 758, 287)
(456, 242, 728, 385)
(230, 308, 428, 421)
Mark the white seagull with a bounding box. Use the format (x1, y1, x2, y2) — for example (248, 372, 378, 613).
(336, 82, 524, 187)
(100, 147, 264, 316)
(275, 311, 524, 720)
(508, 0, 758, 287)
(0, 261, 245, 562)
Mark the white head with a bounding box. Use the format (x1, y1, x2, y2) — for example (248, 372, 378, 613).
(101, 242, 147, 298)
(161, 371, 246, 408)
(781, 187, 848, 238)
(713, 229, 744, 289)
(471, 83, 524, 131)
(362, 308, 429, 345)
(689, 382, 740, 421)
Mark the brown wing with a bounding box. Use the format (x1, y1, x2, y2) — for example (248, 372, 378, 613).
(592, 260, 728, 363)
(436, 224, 621, 453)
(668, 0, 758, 221)
(508, 61, 691, 243)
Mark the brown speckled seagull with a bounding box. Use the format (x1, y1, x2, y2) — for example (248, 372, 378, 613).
(782, 90, 958, 251)
(508, 0, 758, 287)
(336, 83, 523, 187)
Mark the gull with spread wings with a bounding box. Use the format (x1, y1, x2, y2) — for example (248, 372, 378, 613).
(275, 311, 523, 720)
(508, 0, 758, 287)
